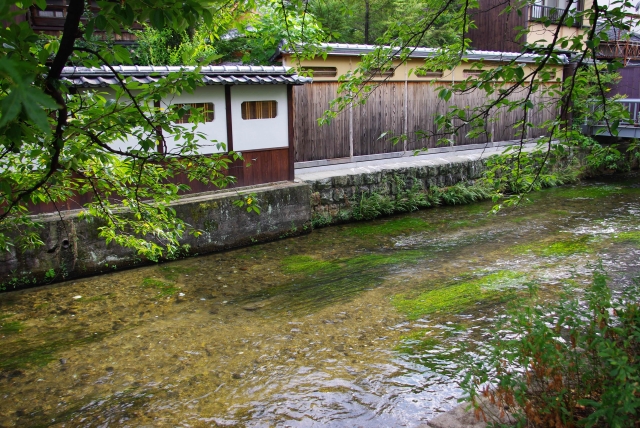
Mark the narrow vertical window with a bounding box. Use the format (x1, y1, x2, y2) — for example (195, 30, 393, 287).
(241, 101, 278, 120)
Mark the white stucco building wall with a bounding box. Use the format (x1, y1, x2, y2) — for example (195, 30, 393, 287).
(162, 86, 228, 154)
(230, 85, 289, 151)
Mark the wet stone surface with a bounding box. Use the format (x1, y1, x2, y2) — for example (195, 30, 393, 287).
(0, 178, 639, 427)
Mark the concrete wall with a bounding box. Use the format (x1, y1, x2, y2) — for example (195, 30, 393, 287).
(0, 182, 311, 288)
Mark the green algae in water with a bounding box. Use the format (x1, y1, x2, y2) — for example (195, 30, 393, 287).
(547, 184, 636, 200)
(0, 320, 24, 334)
(394, 327, 469, 376)
(0, 330, 111, 371)
(282, 249, 429, 276)
(26, 387, 152, 427)
(79, 293, 115, 303)
(241, 249, 431, 315)
(393, 271, 526, 320)
(346, 216, 436, 238)
(343, 250, 428, 268)
(141, 278, 179, 297)
(513, 235, 593, 257)
(158, 265, 192, 281)
(281, 255, 342, 275)
(612, 231, 640, 246)
(395, 332, 441, 354)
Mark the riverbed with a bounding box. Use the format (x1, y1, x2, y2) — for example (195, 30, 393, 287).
(1, 178, 639, 427)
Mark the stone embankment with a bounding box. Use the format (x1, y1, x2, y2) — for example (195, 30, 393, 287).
(303, 156, 487, 223)
(0, 183, 311, 287)
(0, 143, 535, 288)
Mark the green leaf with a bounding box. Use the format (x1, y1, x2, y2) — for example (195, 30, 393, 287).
(33, 0, 47, 11)
(113, 45, 132, 65)
(150, 9, 165, 29)
(94, 14, 107, 30)
(22, 87, 58, 133)
(0, 91, 22, 128)
(438, 88, 452, 102)
(0, 58, 24, 83)
(514, 66, 524, 81)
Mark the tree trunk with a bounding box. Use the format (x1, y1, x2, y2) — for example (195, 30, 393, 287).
(364, 0, 370, 44)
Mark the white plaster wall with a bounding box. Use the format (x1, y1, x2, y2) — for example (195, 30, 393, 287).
(162, 86, 227, 154)
(230, 85, 289, 151)
(79, 88, 159, 154)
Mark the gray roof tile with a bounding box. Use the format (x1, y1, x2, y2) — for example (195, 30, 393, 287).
(60, 65, 311, 87)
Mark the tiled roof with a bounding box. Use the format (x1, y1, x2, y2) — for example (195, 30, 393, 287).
(277, 42, 568, 64)
(60, 65, 312, 87)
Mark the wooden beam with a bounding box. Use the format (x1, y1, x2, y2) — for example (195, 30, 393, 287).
(287, 85, 295, 181)
(225, 85, 234, 152)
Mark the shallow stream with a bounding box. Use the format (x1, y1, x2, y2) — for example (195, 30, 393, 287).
(1, 178, 639, 427)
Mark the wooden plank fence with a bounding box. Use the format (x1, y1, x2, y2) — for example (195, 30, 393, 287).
(293, 82, 560, 162)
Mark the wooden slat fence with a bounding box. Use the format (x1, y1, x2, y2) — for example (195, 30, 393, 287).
(353, 83, 405, 156)
(293, 82, 561, 162)
(293, 82, 350, 161)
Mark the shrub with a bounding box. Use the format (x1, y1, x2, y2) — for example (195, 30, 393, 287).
(395, 182, 432, 212)
(351, 192, 394, 220)
(461, 264, 640, 427)
(440, 182, 492, 205)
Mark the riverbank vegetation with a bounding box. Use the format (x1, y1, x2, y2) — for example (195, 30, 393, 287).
(461, 265, 640, 427)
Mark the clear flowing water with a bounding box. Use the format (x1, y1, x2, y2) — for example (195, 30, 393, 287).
(1, 178, 639, 427)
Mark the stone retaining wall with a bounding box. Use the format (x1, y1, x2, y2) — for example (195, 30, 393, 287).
(304, 158, 488, 222)
(0, 182, 311, 288)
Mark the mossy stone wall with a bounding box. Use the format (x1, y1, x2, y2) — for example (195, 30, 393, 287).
(304, 159, 487, 221)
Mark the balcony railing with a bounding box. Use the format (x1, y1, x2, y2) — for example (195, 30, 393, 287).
(529, 3, 583, 28)
(585, 99, 640, 126)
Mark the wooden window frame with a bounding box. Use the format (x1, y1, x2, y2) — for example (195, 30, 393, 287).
(301, 67, 338, 77)
(416, 70, 444, 78)
(365, 68, 395, 78)
(241, 100, 278, 120)
(463, 69, 484, 78)
(173, 102, 214, 124)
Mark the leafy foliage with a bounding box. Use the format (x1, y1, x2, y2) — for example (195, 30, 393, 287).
(308, 0, 458, 46)
(132, 25, 220, 66)
(316, 0, 635, 210)
(461, 264, 640, 427)
(0, 0, 251, 259)
(215, 0, 327, 65)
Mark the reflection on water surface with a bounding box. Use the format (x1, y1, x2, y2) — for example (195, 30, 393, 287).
(1, 179, 639, 427)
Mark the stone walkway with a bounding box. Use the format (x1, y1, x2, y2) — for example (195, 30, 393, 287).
(295, 142, 539, 182)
